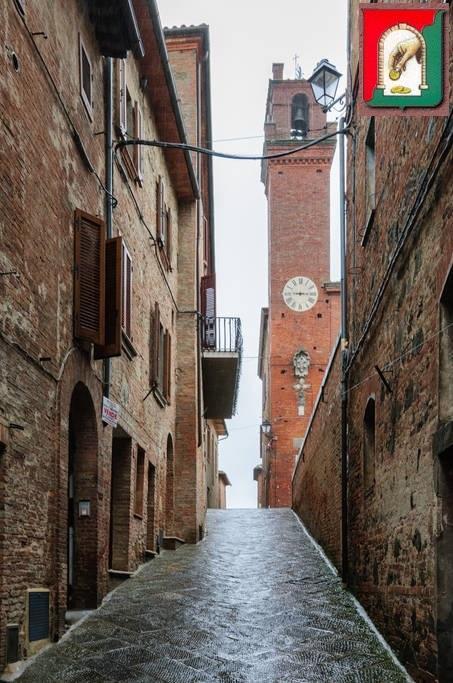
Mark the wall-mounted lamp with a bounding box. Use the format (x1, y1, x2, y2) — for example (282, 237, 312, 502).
(260, 420, 272, 437)
(78, 500, 91, 518)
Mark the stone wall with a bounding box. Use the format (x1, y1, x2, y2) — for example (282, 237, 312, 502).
(292, 339, 342, 571)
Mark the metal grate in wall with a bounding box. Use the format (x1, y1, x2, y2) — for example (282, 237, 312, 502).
(28, 591, 50, 642)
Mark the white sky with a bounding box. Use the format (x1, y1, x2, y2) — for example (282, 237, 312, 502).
(159, 0, 348, 508)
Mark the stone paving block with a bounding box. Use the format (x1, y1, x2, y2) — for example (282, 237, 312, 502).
(16, 510, 409, 683)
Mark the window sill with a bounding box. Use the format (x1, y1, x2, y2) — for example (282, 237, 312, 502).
(152, 386, 168, 409)
(133, 512, 143, 521)
(122, 331, 137, 360)
(361, 208, 375, 247)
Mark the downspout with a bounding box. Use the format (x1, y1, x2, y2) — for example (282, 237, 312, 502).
(103, 57, 113, 398)
(339, 116, 349, 585)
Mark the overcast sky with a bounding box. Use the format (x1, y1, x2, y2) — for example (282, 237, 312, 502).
(159, 0, 348, 508)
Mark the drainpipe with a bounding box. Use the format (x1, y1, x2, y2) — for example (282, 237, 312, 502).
(339, 116, 349, 584)
(103, 57, 113, 398)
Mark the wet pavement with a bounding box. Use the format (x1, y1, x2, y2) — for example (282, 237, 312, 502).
(17, 509, 409, 682)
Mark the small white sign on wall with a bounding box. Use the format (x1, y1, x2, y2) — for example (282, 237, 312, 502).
(102, 397, 120, 428)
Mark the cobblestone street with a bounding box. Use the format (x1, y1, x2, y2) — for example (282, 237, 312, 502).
(17, 510, 409, 682)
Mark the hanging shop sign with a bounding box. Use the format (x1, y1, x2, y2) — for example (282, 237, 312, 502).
(359, 3, 449, 116)
(102, 396, 120, 427)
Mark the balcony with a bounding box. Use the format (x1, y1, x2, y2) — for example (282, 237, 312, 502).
(201, 317, 242, 419)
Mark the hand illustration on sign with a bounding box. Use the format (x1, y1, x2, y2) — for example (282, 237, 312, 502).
(388, 36, 422, 81)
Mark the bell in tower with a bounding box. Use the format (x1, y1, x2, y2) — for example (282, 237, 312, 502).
(291, 94, 309, 138)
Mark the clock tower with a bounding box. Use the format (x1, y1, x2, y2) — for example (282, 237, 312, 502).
(257, 62, 340, 508)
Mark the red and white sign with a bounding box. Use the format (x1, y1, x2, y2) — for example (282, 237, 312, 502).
(102, 397, 120, 427)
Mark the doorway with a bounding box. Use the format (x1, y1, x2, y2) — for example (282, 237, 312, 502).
(109, 428, 132, 571)
(437, 447, 453, 681)
(67, 383, 98, 610)
(146, 462, 156, 550)
(165, 434, 174, 536)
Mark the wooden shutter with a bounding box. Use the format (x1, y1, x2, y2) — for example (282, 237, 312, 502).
(201, 274, 216, 349)
(163, 331, 172, 401)
(201, 274, 216, 318)
(166, 208, 172, 267)
(121, 243, 132, 340)
(152, 302, 160, 386)
(133, 104, 144, 181)
(156, 177, 164, 243)
(94, 237, 122, 359)
(74, 209, 105, 345)
(119, 60, 127, 135)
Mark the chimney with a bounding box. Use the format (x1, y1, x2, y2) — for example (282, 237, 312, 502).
(272, 63, 284, 80)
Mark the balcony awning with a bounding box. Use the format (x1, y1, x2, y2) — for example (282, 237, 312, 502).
(90, 0, 144, 58)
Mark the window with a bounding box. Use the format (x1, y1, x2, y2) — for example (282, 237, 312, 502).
(79, 35, 93, 119)
(150, 302, 172, 404)
(156, 177, 172, 269)
(121, 242, 132, 341)
(363, 397, 376, 493)
(364, 117, 376, 232)
(73, 210, 105, 345)
(74, 211, 123, 357)
(134, 447, 145, 517)
(118, 60, 143, 183)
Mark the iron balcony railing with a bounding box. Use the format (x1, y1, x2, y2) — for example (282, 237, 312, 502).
(201, 317, 243, 354)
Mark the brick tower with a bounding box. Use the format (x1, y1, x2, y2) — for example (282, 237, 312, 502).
(258, 62, 340, 508)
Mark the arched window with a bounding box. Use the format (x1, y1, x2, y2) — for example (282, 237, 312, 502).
(363, 397, 376, 493)
(291, 94, 309, 138)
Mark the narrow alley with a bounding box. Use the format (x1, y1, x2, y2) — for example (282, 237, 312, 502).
(17, 510, 408, 683)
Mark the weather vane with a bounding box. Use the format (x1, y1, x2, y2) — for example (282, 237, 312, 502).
(293, 54, 303, 80)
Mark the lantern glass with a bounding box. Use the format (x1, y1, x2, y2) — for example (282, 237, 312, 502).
(261, 420, 272, 436)
(309, 59, 342, 109)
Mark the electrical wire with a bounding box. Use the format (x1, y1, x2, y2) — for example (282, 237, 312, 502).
(115, 126, 347, 162)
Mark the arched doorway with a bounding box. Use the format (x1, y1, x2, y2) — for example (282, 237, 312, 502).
(165, 434, 174, 536)
(67, 383, 98, 610)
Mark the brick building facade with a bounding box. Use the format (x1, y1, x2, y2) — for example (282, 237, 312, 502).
(0, 1, 240, 673)
(255, 63, 340, 508)
(292, 3, 453, 680)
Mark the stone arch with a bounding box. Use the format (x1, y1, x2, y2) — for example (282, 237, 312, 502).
(377, 24, 427, 90)
(165, 433, 174, 536)
(291, 93, 309, 137)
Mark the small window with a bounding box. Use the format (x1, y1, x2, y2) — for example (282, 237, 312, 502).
(134, 447, 145, 516)
(363, 397, 376, 493)
(118, 60, 144, 183)
(366, 117, 376, 215)
(121, 242, 132, 341)
(79, 35, 93, 119)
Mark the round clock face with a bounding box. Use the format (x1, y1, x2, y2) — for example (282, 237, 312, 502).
(282, 277, 318, 312)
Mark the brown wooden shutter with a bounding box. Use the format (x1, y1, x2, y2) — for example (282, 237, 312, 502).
(119, 60, 127, 135)
(125, 252, 132, 339)
(74, 209, 105, 345)
(152, 302, 160, 386)
(201, 274, 216, 318)
(156, 177, 164, 242)
(94, 237, 122, 359)
(166, 208, 172, 267)
(163, 331, 172, 401)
